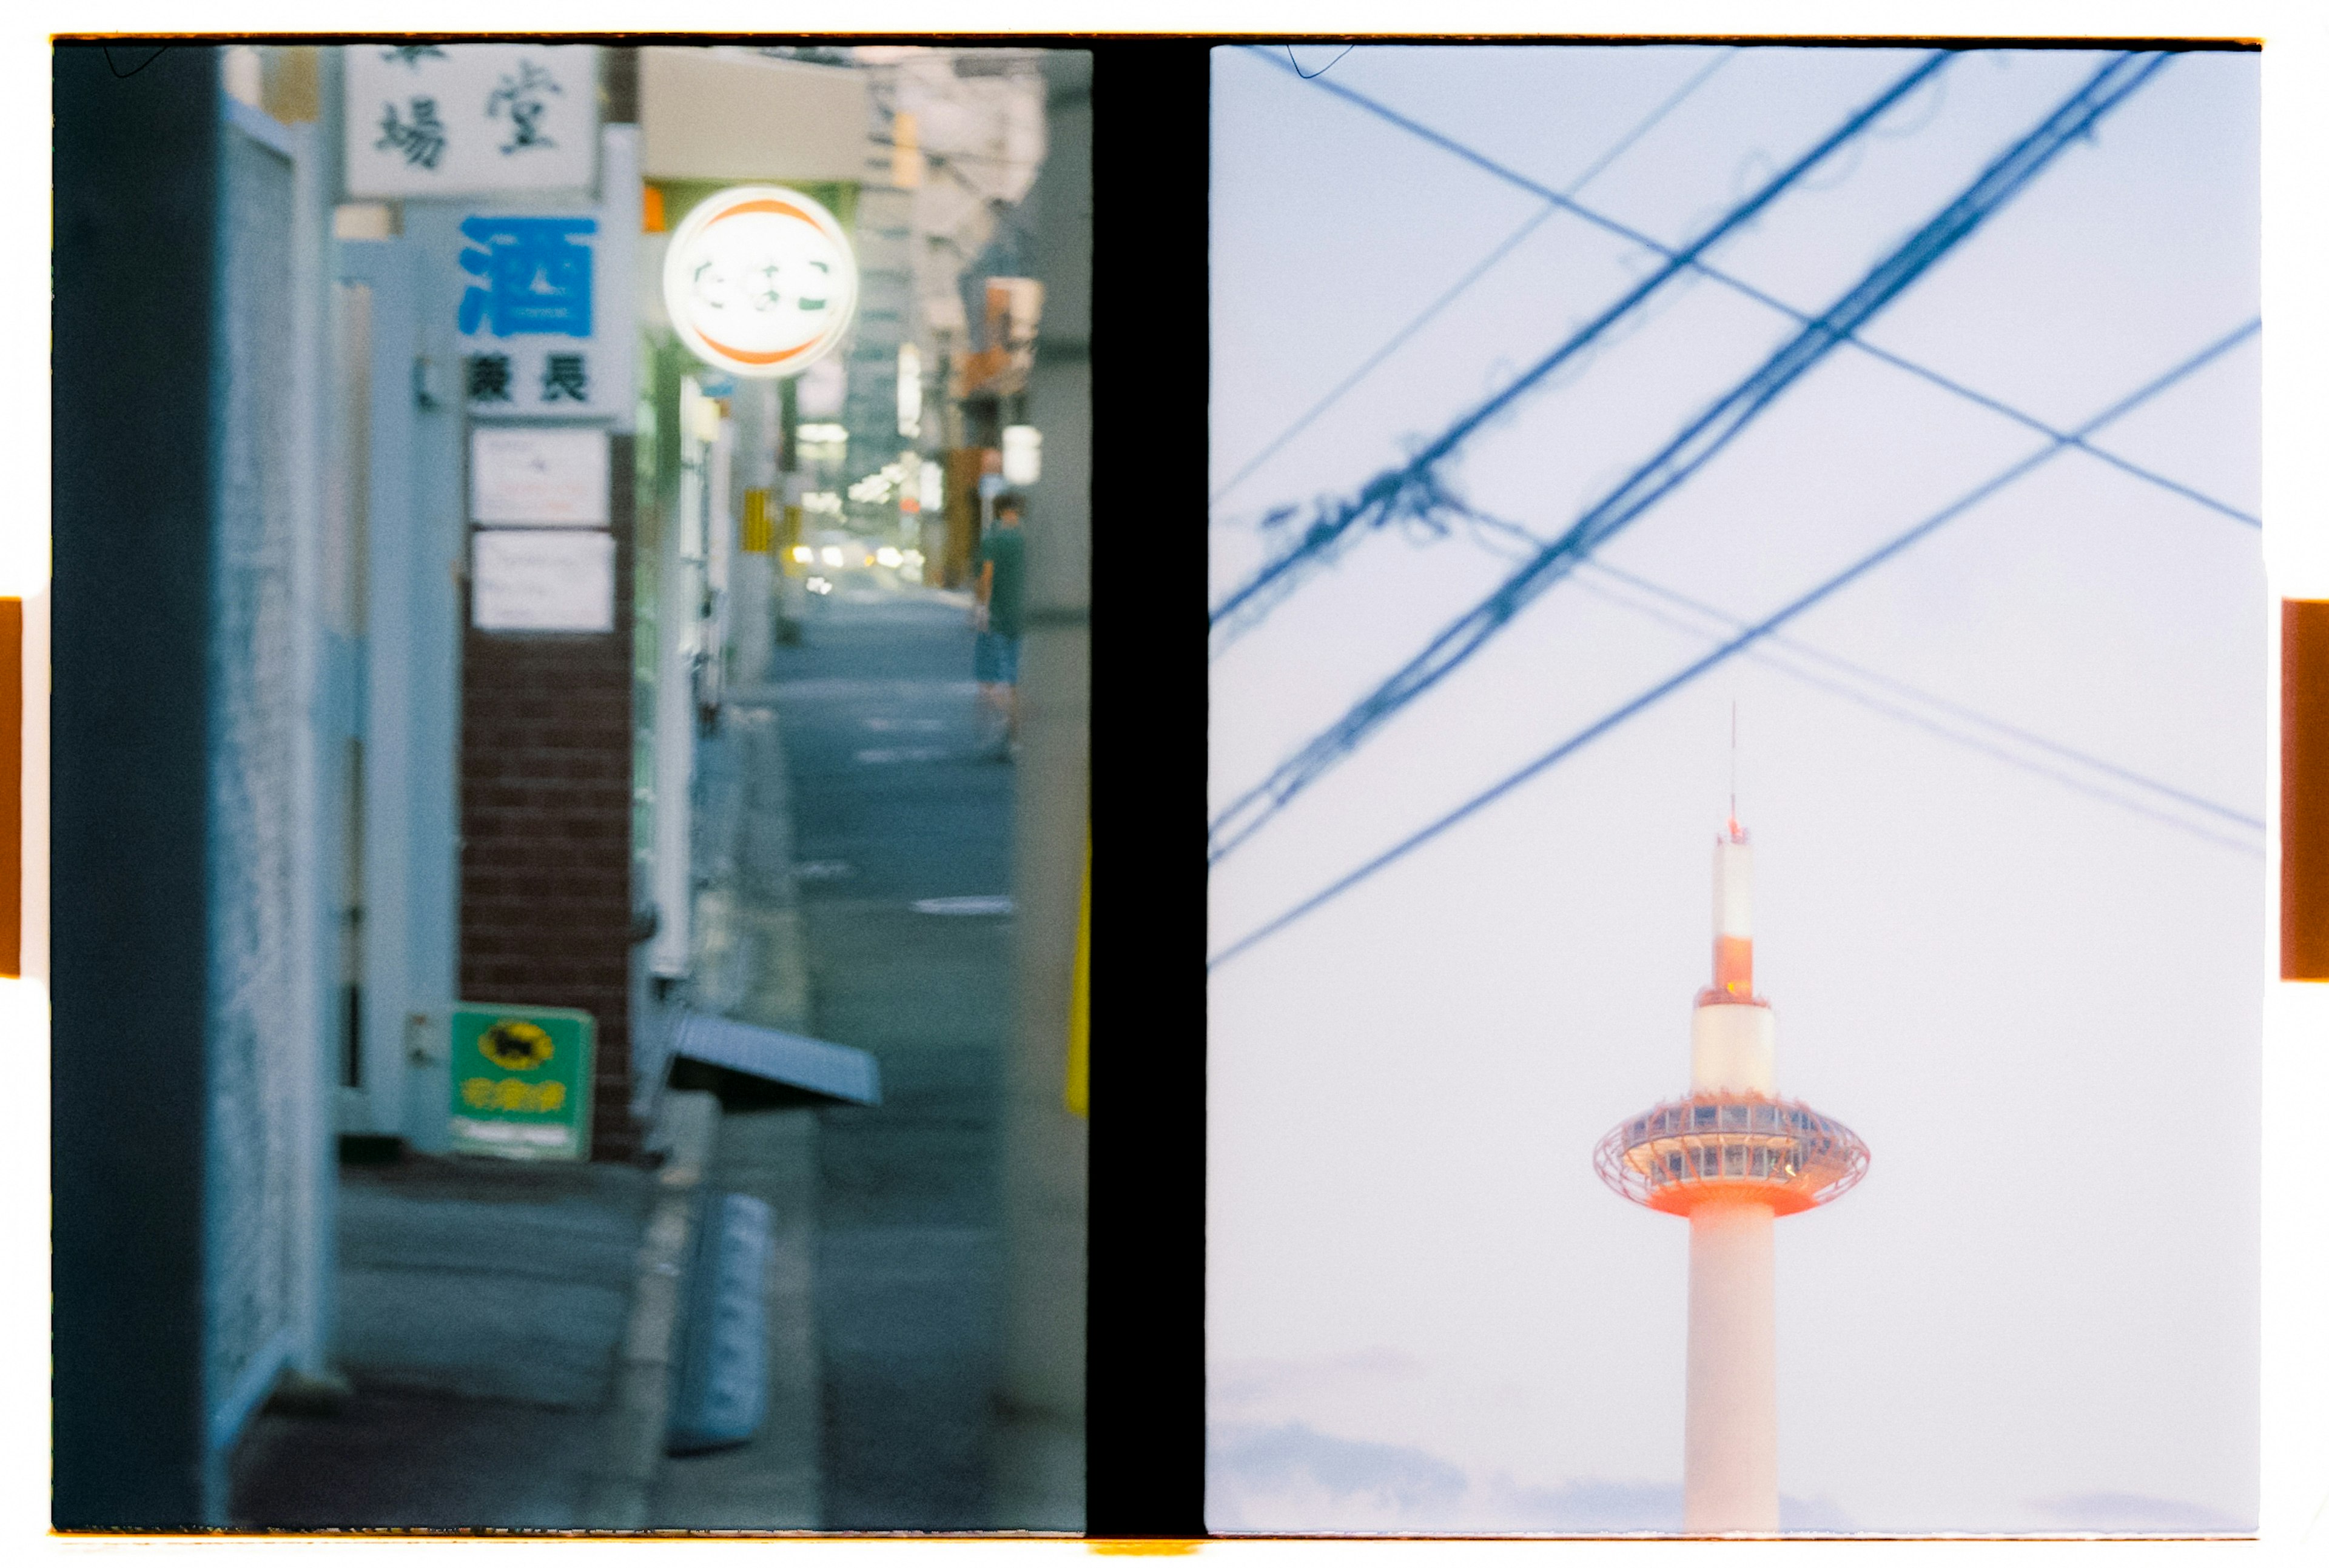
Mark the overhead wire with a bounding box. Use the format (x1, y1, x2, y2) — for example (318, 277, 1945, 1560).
(1574, 558, 2262, 831)
(1285, 43, 1356, 80)
(1209, 47, 1738, 514)
(1207, 51, 2171, 868)
(1578, 575, 2263, 856)
(1205, 50, 1955, 638)
(1259, 46, 2259, 534)
(1205, 316, 2260, 974)
(1566, 565, 2262, 842)
(1436, 513, 2263, 834)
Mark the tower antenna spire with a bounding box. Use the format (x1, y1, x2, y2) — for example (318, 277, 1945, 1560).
(1729, 701, 1738, 834)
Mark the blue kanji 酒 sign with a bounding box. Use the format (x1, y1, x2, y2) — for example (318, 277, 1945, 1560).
(458, 215, 596, 338)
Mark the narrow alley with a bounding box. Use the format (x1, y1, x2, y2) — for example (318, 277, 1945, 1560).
(765, 580, 1017, 1527)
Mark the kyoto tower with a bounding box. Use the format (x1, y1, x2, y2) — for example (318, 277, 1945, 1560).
(1593, 816, 1869, 1534)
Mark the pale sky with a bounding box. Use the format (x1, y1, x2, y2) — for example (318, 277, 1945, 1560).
(1208, 42, 2261, 1535)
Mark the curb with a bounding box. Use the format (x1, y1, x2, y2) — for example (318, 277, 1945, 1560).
(579, 1087, 719, 1529)
(679, 700, 813, 1039)
(736, 699, 812, 1034)
(595, 689, 819, 1528)
(637, 690, 824, 1527)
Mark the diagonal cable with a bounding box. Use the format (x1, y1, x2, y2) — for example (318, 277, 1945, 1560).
(1573, 570, 2263, 853)
(1206, 50, 1954, 637)
(1573, 558, 2262, 830)
(1206, 317, 2260, 974)
(1262, 45, 2259, 533)
(1210, 49, 1738, 514)
(1459, 498, 2259, 839)
(1209, 52, 2169, 868)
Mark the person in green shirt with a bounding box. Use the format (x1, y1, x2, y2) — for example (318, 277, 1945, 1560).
(972, 492, 1028, 760)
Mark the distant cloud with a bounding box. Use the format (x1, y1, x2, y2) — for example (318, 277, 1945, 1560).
(1209, 1422, 1467, 1530)
(2028, 1492, 2251, 1535)
(1208, 1421, 1854, 1536)
(1473, 1473, 1681, 1533)
(1779, 1492, 1856, 1532)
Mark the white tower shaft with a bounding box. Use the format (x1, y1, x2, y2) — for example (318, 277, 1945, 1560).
(1684, 826, 1779, 1533)
(1685, 1203, 1780, 1532)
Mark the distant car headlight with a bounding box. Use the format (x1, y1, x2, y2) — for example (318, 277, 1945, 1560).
(821, 546, 845, 568)
(875, 546, 903, 568)
(791, 544, 813, 563)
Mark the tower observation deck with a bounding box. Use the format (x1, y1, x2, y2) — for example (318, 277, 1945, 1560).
(1595, 819, 1868, 1535)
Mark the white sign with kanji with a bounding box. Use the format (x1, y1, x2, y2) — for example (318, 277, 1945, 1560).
(346, 44, 599, 198)
(456, 210, 621, 420)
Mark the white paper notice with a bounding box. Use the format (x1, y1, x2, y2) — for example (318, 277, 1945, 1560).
(473, 529, 615, 632)
(471, 426, 610, 525)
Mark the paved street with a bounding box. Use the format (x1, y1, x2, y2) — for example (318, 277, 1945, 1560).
(228, 1156, 653, 1529)
(228, 575, 1020, 1535)
(766, 577, 1015, 1530)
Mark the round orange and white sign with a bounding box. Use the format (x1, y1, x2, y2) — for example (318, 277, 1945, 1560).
(662, 186, 859, 378)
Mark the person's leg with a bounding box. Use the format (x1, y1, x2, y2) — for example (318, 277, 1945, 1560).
(1001, 637, 1022, 749)
(973, 632, 1007, 751)
(975, 685, 1005, 752)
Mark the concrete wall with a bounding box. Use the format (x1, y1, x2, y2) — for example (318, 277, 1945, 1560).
(206, 98, 310, 1475)
(55, 44, 339, 1526)
(55, 44, 221, 1524)
(994, 47, 1092, 1532)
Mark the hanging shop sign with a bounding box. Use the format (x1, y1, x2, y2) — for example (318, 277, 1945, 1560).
(662, 186, 858, 379)
(455, 211, 630, 420)
(347, 44, 600, 198)
(448, 1003, 596, 1160)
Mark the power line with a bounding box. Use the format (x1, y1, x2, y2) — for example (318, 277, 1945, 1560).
(1208, 52, 2169, 869)
(1453, 501, 2253, 834)
(1205, 50, 1954, 638)
(1263, 47, 2259, 534)
(1206, 317, 2257, 974)
(1209, 48, 1737, 514)
(1579, 558, 2262, 829)
(1567, 562, 2262, 839)
(1285, 43, 1354, 80)
(1451, 512, 2186, 845)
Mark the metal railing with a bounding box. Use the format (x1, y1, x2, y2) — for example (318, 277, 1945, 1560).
(1595, 1093, 1869, 1216)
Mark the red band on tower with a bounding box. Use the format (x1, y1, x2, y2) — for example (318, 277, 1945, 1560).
(1713, 934, 1753, 998)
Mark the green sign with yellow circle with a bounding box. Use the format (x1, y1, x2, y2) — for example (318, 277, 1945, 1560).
(448, 1003, 594, 1161)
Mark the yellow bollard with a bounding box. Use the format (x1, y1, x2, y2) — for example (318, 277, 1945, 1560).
(1066, 828, 1089, 1117)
